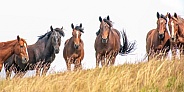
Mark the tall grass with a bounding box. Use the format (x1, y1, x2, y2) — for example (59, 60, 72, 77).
(1, 59, 184, 92)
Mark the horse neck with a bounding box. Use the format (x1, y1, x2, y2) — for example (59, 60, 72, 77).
(0, 40, 17, 63)
(44, 35, 54, 55)
(178, 19, 184, 37)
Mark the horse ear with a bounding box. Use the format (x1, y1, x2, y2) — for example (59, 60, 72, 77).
(107, 15, 110, 21)
(174, 12, 178, 19)
(99, 16, 102, 22)
(71, 23, 74, 29)
(157, 12, 160, 19)
(79, 23, 82, 28)
(50, 25, 53, 31)
(168, 13, 171, 19)
(61, 26, 63, 30)
(17, 35, 20, 41)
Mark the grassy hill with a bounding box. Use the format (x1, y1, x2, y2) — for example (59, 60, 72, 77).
(1, 59, 184, 92)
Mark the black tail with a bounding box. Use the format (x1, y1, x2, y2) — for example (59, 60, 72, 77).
(119, 30, 136, 55)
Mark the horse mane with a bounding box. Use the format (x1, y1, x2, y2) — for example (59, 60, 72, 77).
(38, 31, 52, 40)
(177, 15, 184, 24)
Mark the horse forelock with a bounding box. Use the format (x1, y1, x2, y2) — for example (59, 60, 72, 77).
(103, 18, 113, 27)
(74, 26, 84, 33)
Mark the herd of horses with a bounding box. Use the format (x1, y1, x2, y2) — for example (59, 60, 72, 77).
(0, 12, 183, 79)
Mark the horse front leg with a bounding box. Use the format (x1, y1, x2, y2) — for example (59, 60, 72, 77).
(96, 53, 101, 68)
(14, 71, 26, 78)
(35, 61, 42, 76)
(74, 58, 82, 71)
(0, 63, 3, 72)
(66, 57, 72, 71)
(42, 63, 51, 76)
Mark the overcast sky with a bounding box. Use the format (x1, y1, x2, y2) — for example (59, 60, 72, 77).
(0, 0, 183, 78)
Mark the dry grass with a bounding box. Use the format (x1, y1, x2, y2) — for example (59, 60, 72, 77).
(1, 59, 184, 92)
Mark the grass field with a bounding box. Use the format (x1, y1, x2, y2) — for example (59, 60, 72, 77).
(1, 59, 184, 92)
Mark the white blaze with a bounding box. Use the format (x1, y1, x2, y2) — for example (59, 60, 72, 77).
(24, 43, 29, 56)
(171, 21, 175, 38)
(76, 31, 79, 38)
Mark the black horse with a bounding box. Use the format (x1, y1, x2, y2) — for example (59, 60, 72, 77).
(4, 26, 65, 79)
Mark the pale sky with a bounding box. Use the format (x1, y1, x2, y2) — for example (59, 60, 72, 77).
(0, 0, 183, 78)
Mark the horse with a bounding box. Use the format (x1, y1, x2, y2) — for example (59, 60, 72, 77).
(95, 16, 136, 67)
(146, 12, 170, 61)
(0, 35, 29, 72)
(63, 23, 84, 71)
(4, 26, 64, 79)
(168, 12, 184, 59)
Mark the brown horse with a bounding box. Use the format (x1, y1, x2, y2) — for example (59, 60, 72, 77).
(63, 23, 84, 71)
(95, 16, 135, 67)
(146, 12, 170, 61)
(0, 35, 29, 71)
(168, 13, 184, 59)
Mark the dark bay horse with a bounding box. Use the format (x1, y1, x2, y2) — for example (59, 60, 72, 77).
(168, 13, 184, 59)
(63, 23, 84, 71)
(4, 26, 64, 78)
(0, 36, 29, 72)
(95, 16, 136, 67)
(146, 12, 170, 61)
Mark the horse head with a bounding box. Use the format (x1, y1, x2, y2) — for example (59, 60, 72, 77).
(71, 23, 84, 49)
(99, 16, 112, 43)
(14, 35, 29, 63)
(50, 26, 65, 54)
(156, 12, 167, 40)
(168, 12, 179, 42)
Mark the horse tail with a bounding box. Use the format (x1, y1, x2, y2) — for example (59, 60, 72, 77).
(119, 30, 136, 55)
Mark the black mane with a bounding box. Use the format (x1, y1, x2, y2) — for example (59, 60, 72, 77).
(38, 31, 52, 40)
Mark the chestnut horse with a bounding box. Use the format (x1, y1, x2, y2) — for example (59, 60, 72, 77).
(95, 16, 136, 67)
(4, 26, 64, 79)
(63, 23, 84, 71)
(168, 13, 184, 59)
(146, 12, 170, 61)
(0, 35, 29, 72)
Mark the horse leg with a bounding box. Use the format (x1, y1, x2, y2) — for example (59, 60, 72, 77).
(42, 63, 51, 76)
(74, 59, 82, 71)
(101, 56, 106, 67)
(96, 53, 101, 68)
(5, 67, 12, 79)
(66, 58, 72, 71)
(0, 63, 3, 72)
(14, 71, 26, 78)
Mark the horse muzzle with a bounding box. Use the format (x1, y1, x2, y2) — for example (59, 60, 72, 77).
(102, 38, 108, 43)
(158, 33, 164, 40)
(74, 44, 79, 49)
(21, 57, 29, 64)
(54, 48, 60, 54)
